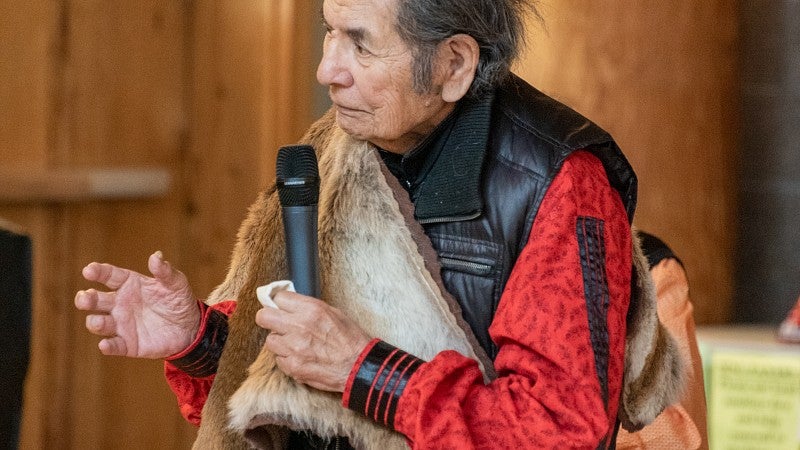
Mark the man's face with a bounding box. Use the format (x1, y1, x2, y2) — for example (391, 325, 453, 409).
(317, 0, 454, 154)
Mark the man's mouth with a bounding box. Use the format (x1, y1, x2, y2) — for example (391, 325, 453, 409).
(335, 104, 360, 114)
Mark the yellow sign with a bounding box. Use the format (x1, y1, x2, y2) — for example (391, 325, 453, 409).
(707, 350, 800, 450)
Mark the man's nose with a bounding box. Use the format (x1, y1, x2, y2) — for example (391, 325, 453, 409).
(316, 41, 353, 87)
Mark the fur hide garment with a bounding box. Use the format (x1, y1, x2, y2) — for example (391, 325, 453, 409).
(192, 111, 684, 449)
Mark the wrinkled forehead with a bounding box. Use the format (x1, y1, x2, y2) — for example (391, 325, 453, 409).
(322, 0, 401, 36)
(321, 0, 413, 58)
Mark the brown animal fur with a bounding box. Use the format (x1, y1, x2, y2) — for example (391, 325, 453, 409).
(618, 230, 686, 431)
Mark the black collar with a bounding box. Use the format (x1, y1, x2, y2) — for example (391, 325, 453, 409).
(379, 92, 494, 223)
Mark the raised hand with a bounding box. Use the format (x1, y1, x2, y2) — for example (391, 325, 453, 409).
(75, 251, 201, 359)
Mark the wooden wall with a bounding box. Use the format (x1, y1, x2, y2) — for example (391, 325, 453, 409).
(1, 0, 738, 448)
(516, 1, 740, 324)
(1, 1, 315, 448)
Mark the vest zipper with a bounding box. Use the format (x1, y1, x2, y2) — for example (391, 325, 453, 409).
(417, 211, 481, 225)
(439, 256, 493, 276)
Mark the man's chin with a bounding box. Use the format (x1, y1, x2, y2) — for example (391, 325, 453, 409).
(335, 116, 368, 141)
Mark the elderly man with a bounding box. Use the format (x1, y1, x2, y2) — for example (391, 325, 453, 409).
(75, 0, 682, 448)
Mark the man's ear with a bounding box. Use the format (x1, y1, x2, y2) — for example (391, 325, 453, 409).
(438, 34, 479, 102)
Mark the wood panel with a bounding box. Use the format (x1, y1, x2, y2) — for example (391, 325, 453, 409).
(516, 1, 739, 324)
(1, 0, 60, 448)
(0, 0, 53, 166)
(184, 0, 316, 298)
(2, 0, 317, 448)
(12, 2, 193, 448)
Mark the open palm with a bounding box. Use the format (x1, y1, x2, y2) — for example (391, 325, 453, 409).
(75, 251, 201, 359)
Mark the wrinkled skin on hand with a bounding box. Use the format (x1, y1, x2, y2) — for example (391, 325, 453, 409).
(256, 291, 372, 393)
(75, 251, 201, 359)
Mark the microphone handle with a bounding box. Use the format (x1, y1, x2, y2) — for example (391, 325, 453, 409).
(281, 205, 320, 298)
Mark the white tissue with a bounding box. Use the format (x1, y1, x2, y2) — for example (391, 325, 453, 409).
(256, 280, 296, 309)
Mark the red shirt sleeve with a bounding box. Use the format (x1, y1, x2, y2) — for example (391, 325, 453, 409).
(164, 300, 237, 426)
(342, 151, 632, 449)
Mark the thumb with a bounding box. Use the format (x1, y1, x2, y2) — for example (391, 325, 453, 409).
(148, 251, 185, 288)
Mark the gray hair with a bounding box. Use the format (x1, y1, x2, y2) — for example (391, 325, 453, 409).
(395, 0, 541, 98)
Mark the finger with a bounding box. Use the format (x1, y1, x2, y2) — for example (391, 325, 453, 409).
(264, 332, 289, 357)
(148, 251, 186, 289)
(274, 353, 304, 379)
(82, 262, 131, 290)
(98, 336, 129, 356)
(74, 289, 115, 312)
(85, 314, 118, 337)
(271, 290, 316, 313)
(255, 307, 290, 333)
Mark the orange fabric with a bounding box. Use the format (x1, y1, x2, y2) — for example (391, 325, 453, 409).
(616, 258, 708, 450)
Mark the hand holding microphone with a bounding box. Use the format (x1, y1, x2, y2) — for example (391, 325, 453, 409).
(258, 144, 371, 392)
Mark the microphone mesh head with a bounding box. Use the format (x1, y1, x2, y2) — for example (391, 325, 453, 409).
(275, 145, 320, 206)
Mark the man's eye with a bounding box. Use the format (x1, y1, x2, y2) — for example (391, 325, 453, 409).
(354, 43, 370, 56)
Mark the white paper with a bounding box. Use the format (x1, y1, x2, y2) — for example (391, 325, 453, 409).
(255, 280, 296, 309)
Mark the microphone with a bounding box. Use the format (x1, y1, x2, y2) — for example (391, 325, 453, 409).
(275, 145, 321, 298)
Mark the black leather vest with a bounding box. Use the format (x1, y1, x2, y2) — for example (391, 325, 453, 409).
(416, 75, 637, 360)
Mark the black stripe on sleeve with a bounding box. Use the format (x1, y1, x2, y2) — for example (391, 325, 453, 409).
(577, 216, 610, 404)
(169, 308, 228, 378)
(346, 340, 424, 429)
